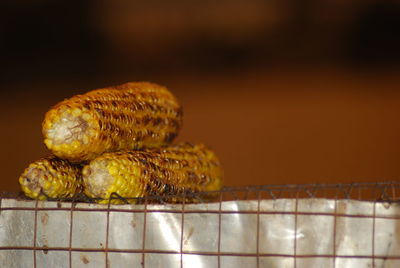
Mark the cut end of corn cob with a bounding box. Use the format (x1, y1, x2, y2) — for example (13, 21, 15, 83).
(43, 106, 100, 161)
(83, 158, 144, 204)
(83, 143, 223, 204)
(19, 157, 83, 200)
(42, 82, 183, 162)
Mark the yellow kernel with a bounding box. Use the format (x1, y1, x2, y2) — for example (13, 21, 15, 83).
(108, 165, 118, 176)
(71, 108, 82, 117)
(71, 140, 81, 149)
(44, 139, 53, 147)
(45, 181, 53, 189)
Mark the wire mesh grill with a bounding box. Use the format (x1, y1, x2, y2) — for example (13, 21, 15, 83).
(0, 181, 399, 267)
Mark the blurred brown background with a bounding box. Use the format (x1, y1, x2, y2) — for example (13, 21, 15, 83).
(1, 0, 400, 192)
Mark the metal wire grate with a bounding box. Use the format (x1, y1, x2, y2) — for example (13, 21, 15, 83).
(0, 181, 399, 267)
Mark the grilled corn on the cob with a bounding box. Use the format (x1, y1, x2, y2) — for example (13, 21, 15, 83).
(42, 82, 183, 162)
(83, 143, 223, 204)
(19, 156, 83, 200)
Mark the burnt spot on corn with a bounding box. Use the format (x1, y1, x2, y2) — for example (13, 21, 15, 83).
(94, 107, 103, 116)
(83, 143, 223, 204)
(83, 103, 91, 110)
(43, 82, 183, 162)
(142, 115, 152, 125)
(164, 132, 177, 143)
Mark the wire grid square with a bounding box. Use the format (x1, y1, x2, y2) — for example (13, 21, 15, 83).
(259, 257, 295, 267)
(259, 198, 295, 212)
(259, 213, 295, 255)
(107, 252, 142, 267)
(221, 200, 258, 211)
(0, 209, 34, 247)
(296, 257, 334, 267)
(1, 198, 35, 209)
(71, 252, 105, 267)
(182, 255, 218, 268)
(71, 209, 107, 249)
(36, 202, 71, 248)
(0, 250, 33, 268)
(375, 202, 400, 217)
(108, 211, 144, 250)
(335, 216, 373, 256)
(145, 212, 182, 251)
(145, 253, 181, 267)
(373, 258, 399, 268)
(297, 215, 335, 255)
(36, 250, 68, 268)
(335, 258, 372, 267)
(374, 218, 400, 256)
(184, 202, 220, 212)
(220, 213, 257, 253)
(297, 198, 335, 213)
(182, 213, 219, 252)
(377, 259, 400, 268)
(336, 200, 374, 216)
(220, 256, 258, 267)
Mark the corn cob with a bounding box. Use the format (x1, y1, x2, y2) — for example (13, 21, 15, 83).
(19, 156, 84, 200)
(83, 143, 223, 204)
(42, 82, 183, 162)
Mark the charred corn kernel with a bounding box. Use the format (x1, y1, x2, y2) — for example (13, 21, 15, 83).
(83, 143, 223, 204)
(42, 82, 183, 162)
(19, 157, 84, 200)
